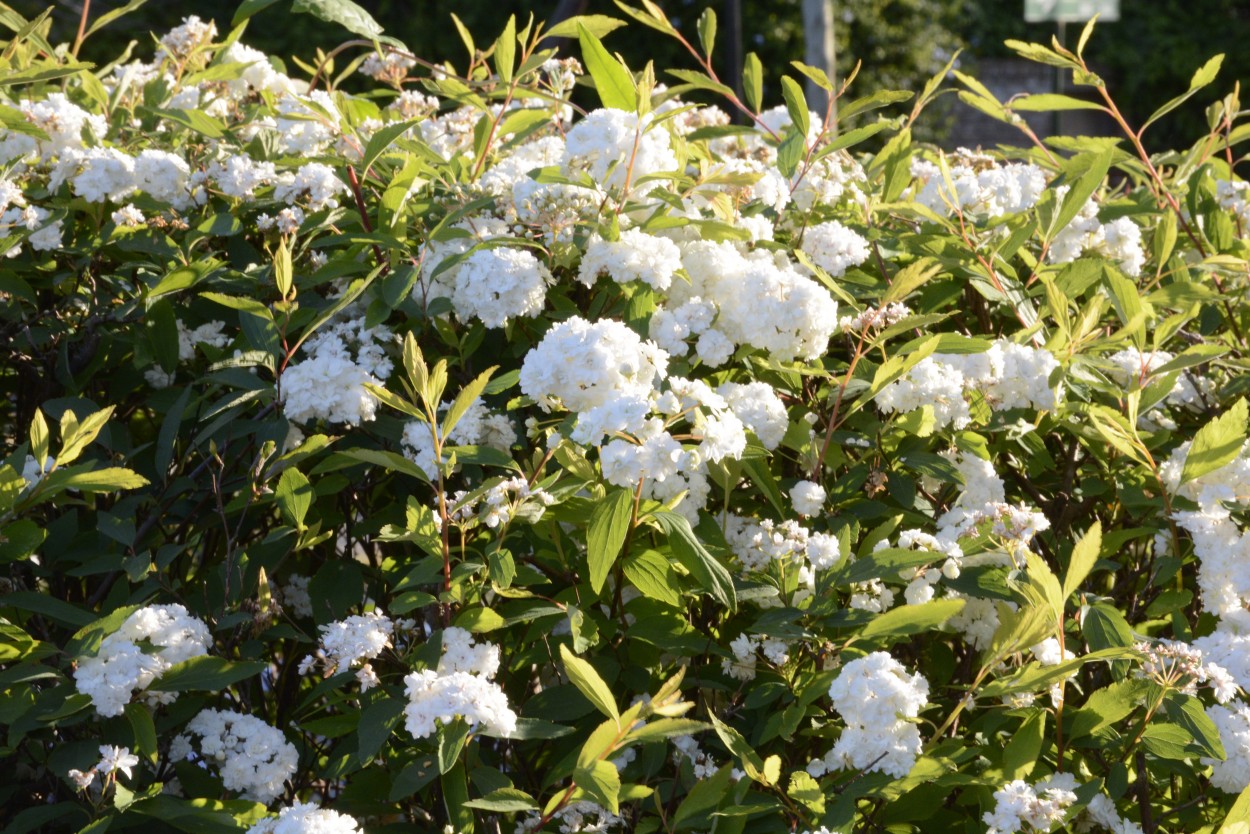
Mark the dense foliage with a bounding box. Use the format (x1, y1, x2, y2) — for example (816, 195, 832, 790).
(5, 2, 1250, 834)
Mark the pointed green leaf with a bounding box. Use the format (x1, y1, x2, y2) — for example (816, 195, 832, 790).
(1182, 399, 1248, 484)
(578, 23, 636, 111)
(588, 487, 634, 594)
(560, 643, 620, 724)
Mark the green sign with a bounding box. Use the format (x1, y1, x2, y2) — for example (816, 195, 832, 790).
(1024, 0, 1120, 22)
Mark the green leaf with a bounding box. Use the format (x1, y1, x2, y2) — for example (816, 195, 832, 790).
(232, 0, 280, 25)
(291, 0, 384, 40)
(543, 15, 626, 41)
(588, 487, 634, 594)
(572, 759, 620, 814)
(780, 76, 810, 138)
(696, 8, 716, 59)
(1217, 781, 1250, 834)
(578, 23, 636, 111)
(672, 764, 733, 827)
(1063, 521, 1101, 601)
(1163, 691, 1224, 760)
(790, 60, 832, 92)
(438, 718, 471, 774)
(144, 108, 225, 138)
(45, 467, 149, 493)
(856, 597, 964, 642)
(1050, 148, 1113, 238)
(622, 549, 681, 606)
(1141, 54, 1224, 135)
(788, 770, 825, 815)
(1068, 679, 1143, 741)
(560, 643, 620, 725)
(148, 657, 266, 692)
(125, 702, 158, 765)
(494, 15, 516, 84)
(709, 714, 769, 784)
(1009, 93, 1105, 112)
(1001, 711, 1046, 780)
(275, 467, 313, 528)
(356, 697, 404, 764)
(1182, 399, 1247, 484)
(628, 718, 708, 744)
(0, 61, 94, 88)
(463, 788, 539, 813)
(442, 762, 474, 834)
(441, 366, 497, 444)
(882, 258, 941, 305)
(774, 128, 806, 179)
(743, 52, 762, 113)
(652, 511, 736, 610)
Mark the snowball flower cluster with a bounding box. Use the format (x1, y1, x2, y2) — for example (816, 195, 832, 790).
(172, 709, 298, 803)
(562, 108, 677, 193)
(800, 220, 870, 277)
(670, 240, 840, 362)
(247, 802, 363, 834)
(983, 772, 1078, 834)
(790, 480, 826, 516)
(578, 229, 683, 291)
(403, 627, 517, 739)
(911, 150, 1047, 218)
(281, 316, 394, 425)
(877, 340, 1060, 429)
(451, 246, 552, 328)
(74, 603, 211, 716)
(521, 316, 668, 413)
(808, 651, 929, 778)
(302, 611, 394, 691)
(1048, 190, 1144, 276)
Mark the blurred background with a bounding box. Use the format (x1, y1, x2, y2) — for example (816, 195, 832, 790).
(17, 0, 1250, 150)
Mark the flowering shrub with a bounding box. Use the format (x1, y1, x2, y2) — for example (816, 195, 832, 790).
(5, 1, 1250, 832)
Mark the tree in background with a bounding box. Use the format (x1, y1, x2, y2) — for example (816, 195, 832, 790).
(14, 0, 1250, 148)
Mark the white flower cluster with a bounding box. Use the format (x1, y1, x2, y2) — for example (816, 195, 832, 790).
(562, 108, 677, 194)
(402, 627, 517, 738)
(664, 239, 840, 363)
(839, 302, 911, 333)
(74, 603, 212, 717)
(877, 340, 1061, 429)
(726, 515, 841, 579)
(807, 652, 928, 778)
(273, 163, 346, 212)
(1048, 191, 1145, 277)
(444, 476, 556, 530)
(578, 229, 684, 291)
(1104, 347, 1209, 430)
(301, 611, 394, 691)
(983, 772, 1078, 834)
(281, 316, 394, 425)
(800, 220, 871, 278)
(1159, 439, 1250, 790)
(721, 632, 793, 681)
(247, 802, 363, 834)
(522, 316, 667, 413)
(911, 150, 1048, 218)
(1218, 179, 1250, 227)
(451, 247, 552, 328)
(515, 801, 625, 834)
(172, 709, 298, 803)
(790, 479, 826, 516)
(870, 528, 964, 605)
(402, 396, 516, 479)
(68, 745, 141, 791)
(1138, 637, 1237, 702)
